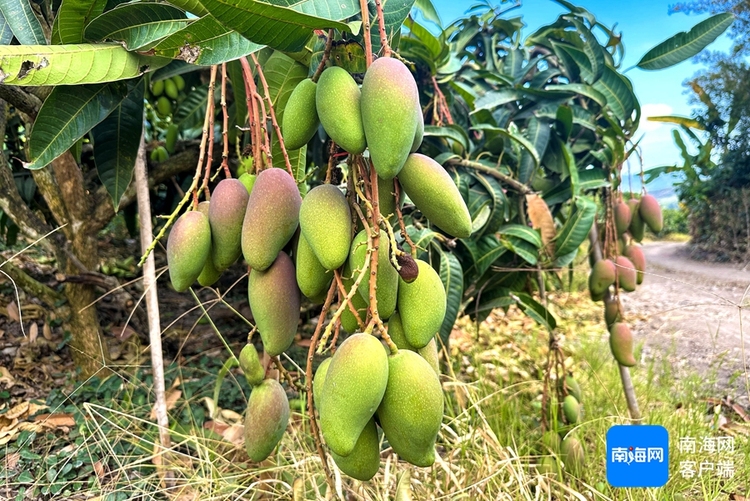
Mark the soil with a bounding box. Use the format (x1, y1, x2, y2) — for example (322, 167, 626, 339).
(621, 241, 750, 406)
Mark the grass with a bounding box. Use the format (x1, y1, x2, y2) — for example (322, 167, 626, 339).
(1, 278, 748, 500)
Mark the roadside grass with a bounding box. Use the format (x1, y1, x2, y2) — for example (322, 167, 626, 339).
(1, 277, 748, 500)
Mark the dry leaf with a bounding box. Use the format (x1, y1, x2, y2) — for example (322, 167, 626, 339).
(0, 428, 18, 446)
(93, 461, 105, 478)
(221, 423, 244, 447)
(0, 367, 14, 387)
(42, 322, 52, 341)
(7, 301, 20, 322)
(204, 420, 229, 435)
(526, 194, 556, 254)
(203, 397, 217, 419)
(219, 409, 242, 424)
(5, 401, 47, 420)
(112, 325, 138, 341)
(34, 413, 76, 428)
(28, 323, 38, 343)
(4, 451, 19, 470)
(150, 388, 181, 420)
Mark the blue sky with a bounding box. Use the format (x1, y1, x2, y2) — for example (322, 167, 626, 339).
(427, 0, 732, 179)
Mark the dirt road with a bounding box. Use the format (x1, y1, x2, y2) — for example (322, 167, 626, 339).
(621, 241, 750, 405)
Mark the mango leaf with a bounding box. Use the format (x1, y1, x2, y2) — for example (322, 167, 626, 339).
(500, 236, 538, 265)
(436, 247, 463, 345)
(0, 44, 170, 85)
(480, 125, 540, 169)
(84, 3, 189, 51)
(173, 84, 208, 129)
(26, 80, 137, 170)
(637, 13, 734, 70)
(55, 0, 107, 44)
(151, 15, 262, 64)
(567, 16, 603, 82)
(165, 0, 208, 16)
(370, 0, 415, 54)
(406, 226, 437, 254)
(0, 0, 45, 45)
(469, 286, 513, 320)
(199, 0, 349, 52)
(646, 115, 703, 130)
(91, 78, 144, 210)
(413, 0, 441, 27)
(555, 104, 573, 140)
(0, 11, 14, 44)
(472, 88, 524, 112)
(226, 59, 247, 133)
(423, 125, 469, 152)
(554, 196, 595, 257)
(472, 172, 508, 236)
(498, 224, 542, 248)
(544, 83, 607, 108)
(561, 141, 579, 196)
(404, 17, 444, 61)
(468, 235, 508, 277)
(513, 292, 556, 331)
(518, 116, 550, 184)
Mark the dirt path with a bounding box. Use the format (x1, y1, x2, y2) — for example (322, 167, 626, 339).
(621, 241, 750, 405)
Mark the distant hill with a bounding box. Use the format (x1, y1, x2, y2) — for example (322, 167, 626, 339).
(621, 170, 682, 209)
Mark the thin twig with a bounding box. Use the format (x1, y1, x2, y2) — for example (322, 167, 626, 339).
(448, 158, 533, 194)
(311, 29, 335, 83)
(334, 270, 366, 332)
(374, 0, 390, 57)
(220, 63, 231, 178)
(359, 0, 373, 67)
(201, 65, 219, 200)
(393, 178, 416, 256)
(239, 57, 263, 170)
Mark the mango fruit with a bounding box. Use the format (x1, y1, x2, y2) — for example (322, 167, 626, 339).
(614, 201, 631, 236)
(167, 210, 211, 292)
(588, 259, 616, 297)
(340, 271, 368, 333)
(238, 172, 256, 194)
(242, 168, 302, 271)
(195, 202, 222, 287)
(165, 78, 179, 99)
(248, 252, 300, 357)
(299, 184, 352, 270)
(165, 123, 179, 154)
(537, 456, 561, 477)
(560, 435, 584, 475)
(210, 178, 249, 271)
(628, 198, 645, 242)
(624, 245, 646, 285)
(560, 375, 582, 403)
(562, 395, 580, 424)
(243, 379, 290, 462)
(349, 229, 398, 320)
(387, 312, 440, 374)
(397, 153, 472, 238)
(330, 418, 381, 481)
(319, 333, 389, 457)
(295, 233, 332, 301)
(541, 430, 561, 453)
(378, 176, 404, 223)
(609, 322, 636, 366)
(151, 146, 168, 162)
(313, 357, 331, 410)
(411, 104, 424, 153)
(639, 194, 663, 233)
(151, 79, 164, 97)
(614, 256, 637, 292)
(282, 78, 320, 150)
(377, 350, 443, 467)
(604, 294, 621, 327)
(361, 58, 420, 179)
(316, 67, 366, 154)
(239, 343, 265, 387)
(173, 74, 185, 91)
(397, 260, 446, 349)
(156, 96, 171, 117)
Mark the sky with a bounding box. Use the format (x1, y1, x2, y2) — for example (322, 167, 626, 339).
(427, 0, 733, 188)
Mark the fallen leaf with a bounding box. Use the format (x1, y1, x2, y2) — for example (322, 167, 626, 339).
(221, 423, 244, 447)
(219, 409, 242, 424)
(112, 325, 138, 341)
(4, 451, 19, 469)
(34, 413, 76, 428)
(150, 388, 181, 420)
(7, 302, 20, 322)
(0, 415, 18, 432)
(203, 420, 229, 435)
(5, 401, 47, 420)
(0, 428, 18, 445)
(93, 461, 105, 478)
(0, 367, 14, 387)
(42, 323, 52, 341)
(203, 397, 217, 419)
(28, 323, 38, 343)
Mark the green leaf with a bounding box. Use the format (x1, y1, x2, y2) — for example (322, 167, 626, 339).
(413, 0, 441, 27)
(500, 236, 538, 265)
(578, 167, 609, 191)
(472, 172, 508, 236)
(227, 59, 247, 133)
(474, 125, 540, 169)
(544, 83, 607, 108)
(469, 286, 513, 319)
(592, 65, 635, 122)
(519, 116, 550, 184)
(370, 0, 415, 54)
(91, 78, 144, 210)
(472, 88, 524, 112)
(646, 115, 703, 130)
(554, 196, 595, 257)
(436, 248, 462, 345)
(164, 0, 208, 16)
(468, 234, 508, 277)
(404, 17, 444, 61)
(561, 141, 579, 196)
(406, 226, 437, 254)
(423, 124, 469, 152)
(151, 60, 205, 81)
(498, 224, 542, 248)
(567, 16, 603, 82)
(513, 292, 556, 331)
(555, 104, 573, 140)
(173, 84, 208, 129)
(0, 11, 14, 44)
(199, 0, 349, 52)
(637, 13, 734, 70)
(26, 80, 137, 170)
(84, 3, 189, 51)
(54, 0, 107, 44)
(151, 15, 262, 64)
(0, 44, 170, 85)
(0, 0, 45, 44)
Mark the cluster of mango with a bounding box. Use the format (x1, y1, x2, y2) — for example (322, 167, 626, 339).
(588, 194, 663, 367)
(539, 376, 585, 476)
(148, 75, 186, 162)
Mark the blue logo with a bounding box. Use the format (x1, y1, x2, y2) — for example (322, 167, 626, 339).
(606, 425, 669, 487)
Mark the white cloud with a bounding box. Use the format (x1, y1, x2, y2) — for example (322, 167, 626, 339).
(637, 103, 674, 132)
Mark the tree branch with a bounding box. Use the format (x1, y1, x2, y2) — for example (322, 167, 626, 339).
(447, 158, 533, 194)
(0, 87, 42, 118)
(0, 260, 63, 305)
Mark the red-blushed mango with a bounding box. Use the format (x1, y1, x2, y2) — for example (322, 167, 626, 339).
(397, 260, 446, 349)
(196, 202, 222, 287)
(411, 104, 424, 153)
(295, 233, 332, 301)
(624, 245, 646, 285)
(614, 256, 637, 292)
(628, 198, 645, 242)
(167, 210, 211, 292)
(604, 294, 621, 327)
(330, 418, 380, 481)
(397, 153, 472, 238)
(560, 436, 585, 475)
(609, 322, 636, 366)
(614, 201, 631, 236)
(209, 179, 249, 271)
(639, 194, 663, 233)
(361, 58, 419, 179)
(242, 168, 301, 271)
(238, 172, 256, 194)
(377, 350, 443, 467)
(299, 184, 352, 270)
(349, 229, 398, 320)
(248, 252, 300, 357)
(319, 333, 389, 457)
(387, 312, 439, 374)
(243, 379, 290, 462)
(588, 259, 616, 297)
(282, 78, 319, 151)
(316, 67, 366, 154)
(239, 343, 265, 387)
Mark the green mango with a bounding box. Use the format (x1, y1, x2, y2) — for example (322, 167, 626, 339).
(541, 430, 561, 453)
(316, 67, 366, 154)
(604, 294, 621, 327)
(167, 210, 211, 292)
(397, 260, 446, 349)
(410, 104, 424, 153)
(248, 252, 300, 357)
(559, 375, 582, 403)
(387, 312, 439, 374)
(624, 244, 646, 285)
(295, 233, 332, 301)
(377, 175, 403, 223)
(173, 74, 186, 91)
(361, 58, 420, 179)
(397, 153, 472, 238)
(209, 179, 249, 271)
(165, 123, 179, 154)
(299, 184, 352, 271)
(562, 395, 580, 424)
(614, 201, 631, 236)
(377, 350, 443, 467)
(165, 78, 179, 99)
(560, 435, 585, 475)
(239, 343, 265, 387)
(282, 78, 320, 150)
(340, 270, 368, 333)
(589, 259, 616, 297)
(319, 333, 389, 457)
(156, 96, 172, 117)
(609, 322, 636, 366)
(151, 79, 165, 96)
(348, 229, 398, 320)
(331, 418, 380, 481)
(150, 146, 168, 163)
(614, 256, 637, 292)
(243, 379, 289, 462)
(241, 168, 301, 271)
(195, 202, 221, 287)
(312, 357, 331, 412)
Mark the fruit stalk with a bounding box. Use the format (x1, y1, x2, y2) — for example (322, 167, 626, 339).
(431, 75, 453, 126)
(374, 0, 390, 57)
(201, 65, 219, 200)
(358, 0, 373, 67)
(334, 270, 366, 332)
(311, 29, 335, 84)
(239, 56, 263, 170)
(393, 179, 417, 257)
(220, 62, 231, 178)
